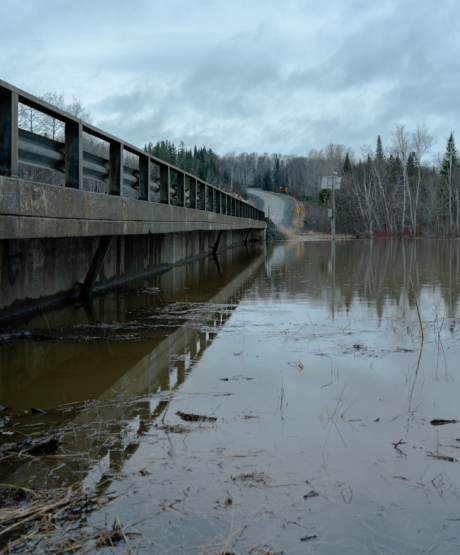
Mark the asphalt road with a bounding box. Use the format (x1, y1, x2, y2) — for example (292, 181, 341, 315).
(247, 188, 298, 229)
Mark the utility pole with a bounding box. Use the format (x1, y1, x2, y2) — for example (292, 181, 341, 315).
(331, 172, 337, 240)
(321, 173, 341, 242)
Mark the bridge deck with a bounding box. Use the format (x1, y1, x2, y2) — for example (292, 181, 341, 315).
(1, 176, 264, 240)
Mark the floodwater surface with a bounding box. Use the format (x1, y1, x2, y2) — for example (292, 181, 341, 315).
(2, 239, 460, 554)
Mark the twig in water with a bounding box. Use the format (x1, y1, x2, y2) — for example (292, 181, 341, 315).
(116, 515, 133, 555)
(42, 306, 52, 337)
(162, 391, 174, 425)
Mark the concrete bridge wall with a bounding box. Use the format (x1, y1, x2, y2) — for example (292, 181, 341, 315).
(1, 177, 265, 321)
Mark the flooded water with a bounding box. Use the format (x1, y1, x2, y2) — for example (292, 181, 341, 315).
(2, 239, 460, 554)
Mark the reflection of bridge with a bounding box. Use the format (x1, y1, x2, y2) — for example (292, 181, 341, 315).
(0, 244, 267, 489)
(0, 81, 266, 319)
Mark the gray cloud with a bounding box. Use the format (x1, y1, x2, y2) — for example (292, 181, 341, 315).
(1, 0, 459, 158)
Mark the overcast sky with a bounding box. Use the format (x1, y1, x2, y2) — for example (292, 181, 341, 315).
(1, 0, 459, 160)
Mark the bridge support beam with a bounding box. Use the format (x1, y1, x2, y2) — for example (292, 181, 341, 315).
(79, 236, 113, 301)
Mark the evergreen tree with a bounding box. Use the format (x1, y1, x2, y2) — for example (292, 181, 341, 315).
(440, 132, 457, 180)
(393, 156, 403, 182)
(343, 152, 351, 173)
(439, 132, 458, 230)
(273, 157, 281, 190)
(406, 152, 417, 180)
(177, 141, 186, 169)
(262, 169, 273, 191)
(376, 135, 385, 162)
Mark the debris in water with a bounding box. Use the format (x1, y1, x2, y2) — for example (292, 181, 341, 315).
(0, 485, 129, 552)
(288, 360, 304, 371)
(428, 452, 456, 462)
(31, 407, 46, 415)
(160, 424, 189, 434)
(72, 320, 178, 331)
(28, 438, 61, 456)
(176, 411, 217, 423)
(231, 471, 268, 484)
(300, 535, 318, 541)
(0, 331, 28, 344)
(0, 415, 11, 427)
(303, 491, 319, 499)
(430, 419, 459, 426)
(0, 331, 151, 343)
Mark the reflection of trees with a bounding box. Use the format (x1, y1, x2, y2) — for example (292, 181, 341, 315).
(257, 240, 460, 319)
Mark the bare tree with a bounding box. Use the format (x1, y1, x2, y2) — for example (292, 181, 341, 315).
(391, 124, 411, 234)
(410, 124, 435, 234)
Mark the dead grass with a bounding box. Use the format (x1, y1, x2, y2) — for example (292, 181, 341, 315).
(0, 485, 140, 554)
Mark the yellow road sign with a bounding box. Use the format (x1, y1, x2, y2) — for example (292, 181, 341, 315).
(296, 206, 301, 213)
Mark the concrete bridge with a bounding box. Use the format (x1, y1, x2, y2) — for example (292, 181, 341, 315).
(0, 80, 265, 320)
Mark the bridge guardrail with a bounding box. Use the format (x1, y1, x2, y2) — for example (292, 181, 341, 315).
(0, 80, 264, 222)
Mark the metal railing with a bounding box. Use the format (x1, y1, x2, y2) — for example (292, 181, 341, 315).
(0, 80, 264, 222)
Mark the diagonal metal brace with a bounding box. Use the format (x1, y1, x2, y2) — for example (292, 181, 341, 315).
(79, 236, 113, 301)
(242, 230, 251, 245)
(212, 230, 224, 256)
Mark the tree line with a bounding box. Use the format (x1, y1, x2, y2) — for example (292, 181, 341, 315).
(16, 91, 460, 236)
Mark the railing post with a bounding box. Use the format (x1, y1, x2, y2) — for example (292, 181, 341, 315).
(208, 187, 215, 212)
(216, 190, 221, 214)
(139, 154, 150, 201)
(177, 171, 185, 207)
(0, 87, 18, 177)
(65, 120, 83, 189)
(109, 141, 123, 195)
(189, 176, 197, 208)
(160, 164, 170, 204)
(199, 182, 206, 210)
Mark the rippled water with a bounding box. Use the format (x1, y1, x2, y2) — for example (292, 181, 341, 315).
(2, 239, 460, 554)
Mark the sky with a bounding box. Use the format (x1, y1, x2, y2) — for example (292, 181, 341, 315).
(1, 0, 459, 161)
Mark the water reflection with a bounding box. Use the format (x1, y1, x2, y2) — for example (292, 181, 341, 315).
(2, 239, 460, 554)
(0, 245, 266, 409)
(260, 239, 460, 321)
